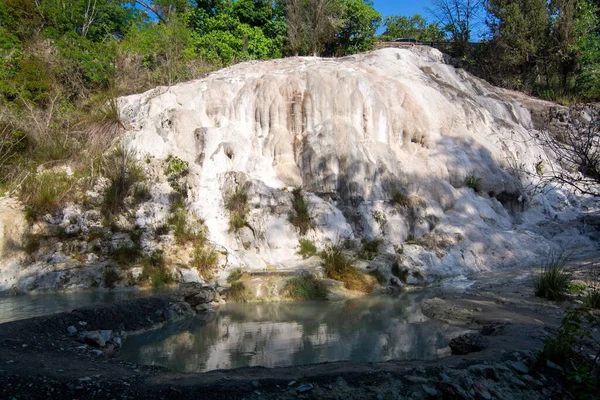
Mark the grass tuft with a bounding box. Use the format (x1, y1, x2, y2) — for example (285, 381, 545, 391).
(320, 244, 374, 293)
(21, 171, 72, 220)
(103, 268, 120, 289)
(289, 188, 312, 235)
(584, 287, 600, 309)
(227, 268, 244, 284)
(225, 186, 249, 232)
(228, 281, 253, 302)
(358, 237, 382, 260)
(102, 145, 145, 215)
(141, 250, 173, 288)
(533, 256, 572, 301)
(283, 275, 327, 300)
(190, 243, 219, 280)
(297, 239, 317, 259)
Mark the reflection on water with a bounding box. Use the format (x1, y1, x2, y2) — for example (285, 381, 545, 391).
(0, 290, 158, 324)
(119, 293, 458, 372)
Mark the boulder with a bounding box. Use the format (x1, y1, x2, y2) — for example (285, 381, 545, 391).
(449, 333, 486, 355)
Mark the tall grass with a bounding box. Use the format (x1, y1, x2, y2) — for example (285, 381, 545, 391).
(289, 188, 312, 235)
(102, 145, 145, 215)
(20, 171, 73, 220)
(321, 244, 374, 293)
(190, 243, 219, 280)
(225, 186, 248, 232)
(533, 257, 572, 301)
(297, 239, 317, 259)
(283, 275, 327, 300)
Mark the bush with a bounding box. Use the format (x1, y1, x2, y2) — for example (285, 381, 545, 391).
(391, 261, 409, 283)
(369, 270, 386, 285)
(283, 275, 327, 300)
(111, 243, 142, 266)
(227, 268, 243, 283)
(20, 171, 72, 220)
(289, 188, 312, 235)
(320, 244, 373, 293)
(103, 268, 120, 289)
(225, 186, 248, 232)
(190, 243, 219, 280)
(358, 237, 382, 260)
(102, 146, 145, 215)
(168, 207, 206, 244)
(584, 288, 600, 309)
(228, 281, 253, 302)
(465, 175, 481, 191)
(164, 155, 189, 192)
(533, 257, 571, 301)
(536, 308, 600, 398)
(141, 250, 173, 288)
(297, 239, 317, 259)
(390, 189, 410, 207)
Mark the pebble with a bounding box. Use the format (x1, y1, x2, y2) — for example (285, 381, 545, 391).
(78, 377, 92, 382)
(251, 380, 261, 388)
(67, 326, 78, 336)
(545, 360, 564, 372)
(510, 361, 529, 375)
(510, 377, 527, 388)
(406, 376, 428, 384)
(297, 384, 314, 393)
(288, 380, 297, 387)
(422, 384, 438, 396)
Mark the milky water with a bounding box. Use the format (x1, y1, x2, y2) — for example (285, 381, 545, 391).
(0, 289, 160, 324)
(119, 292, 464, 372)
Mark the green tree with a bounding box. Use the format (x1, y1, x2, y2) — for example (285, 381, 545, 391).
(574, 0, 600, 99)
(331, 0, 381, 55)
(382, 14, 444, 42)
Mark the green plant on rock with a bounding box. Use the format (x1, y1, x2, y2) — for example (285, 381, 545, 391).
(225, 186, 249, 232)
(20, 170, 73, 220)
(535, 308, 600, 398)
(535, 161, 544, 176)
(190, 242, 219, 280)
(141, 250, 173, 288)
(229, 281, 253, 302)
(164, 155, 189, 192)
(168, 207, 206, 244)
(102, 145, 145, 215)
(391, 261, 409, 283)
(465, 175, 481, 191)
(390, 189, 410, 207)
(358, 237, 383, 260)
(533, 256, 572, 301)
(289, 188, 312, 235)
(103, 267, 120, 289)
(283, 275, 327, 300)
(584, 287, 600, 309)
(297, 239, 317, 259)
(111, 242, 142, 266)
(320, 243, 374, 293)
(227, 268, 243, 284)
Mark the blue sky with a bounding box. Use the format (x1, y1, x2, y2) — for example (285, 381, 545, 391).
(372, 0, 435, 20)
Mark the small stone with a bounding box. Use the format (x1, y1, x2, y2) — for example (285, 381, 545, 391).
(474, 307, 483, 312)
(407, 376, 428, 384)
(510, 361, 529, 375)
(377, 394, 384, 400)
(467, 365, 499, 381)
(521, 375, 535, 384)
(288, 380, 297, 387)
(251, 380, 261, 389)
(83, 332, 105, 348)
(78, 321, 87, 326)
(545, 360, 563, 372)
(440, 373, 452, 383)
(90, 349, 103, 356)
(449, 333, 486, 355)
(297, 384, 314, 393)
(78, 377, 92, 382)
(57, 369, 64, 372)
(21, 344, 28, 348)
(112, 337, 122, 346)
(67, 326, 78, 336)
(510, 377, 527, 388)
(98, 330, 112, 343)
(422, 384, 438, 396)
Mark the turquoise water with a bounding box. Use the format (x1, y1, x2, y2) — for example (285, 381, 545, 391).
(119, 293, 459, 372)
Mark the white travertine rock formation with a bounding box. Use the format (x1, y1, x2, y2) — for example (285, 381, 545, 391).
(117, 47, 598, 281)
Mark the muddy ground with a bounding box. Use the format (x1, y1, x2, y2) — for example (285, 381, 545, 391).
(0, 257, 595, 399)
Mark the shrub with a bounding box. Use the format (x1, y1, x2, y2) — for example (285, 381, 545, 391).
(320, 244, 373, 293)
(297, 239, 317, 259)
(584, 287, 600, 309)
(102, 145, 145, 215)
(533, 257, 571, 301)
(155, 223, 170, 236)
(283, 275, 327, 300)
(390, 189, 410, 207)
(20, 171, 72, 220)
(103, 268, 120, 289)
(190, 243, 219, 280)
(111, 243, 142, 266)
(168, 207, 206, 244)
(391, 261, 409, 283)
(227, 268, 244, 283)
(225, 186, 248, 232)
(289, 188, 312, 235)
(229, 281, 253, 302)
(465, 175, 481, 191)
(369, 270, 386, 285)
(358, 237, 382, 260)
(536, 308, 600, 398)
(164, 155, 189, 192)
(79, 94, 124, 157)
(141, 250, 173, 288)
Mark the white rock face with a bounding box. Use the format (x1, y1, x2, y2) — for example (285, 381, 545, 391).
(117, 47, 598, 279)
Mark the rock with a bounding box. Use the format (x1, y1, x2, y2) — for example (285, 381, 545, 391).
(179, 268, 202, 284)
(112, 337, 122, 347)
(510, 361, 529, 375)
(406, 376, 429, 384)
(510, 377, 527, 389)
(449, 333, 486, 355)
(67, 326, 78, 336)
(250, 380, 261, 389)
(90, 349, 103, 356)
(296, 384, 314, 394)
(480, 322, 507, 336)
(422, 384, 438, 396)
(81, 332, 105, 348)
(468, 365, 499, 381)
(98, 330, 112, 343)
(421, 298, 475, 325)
